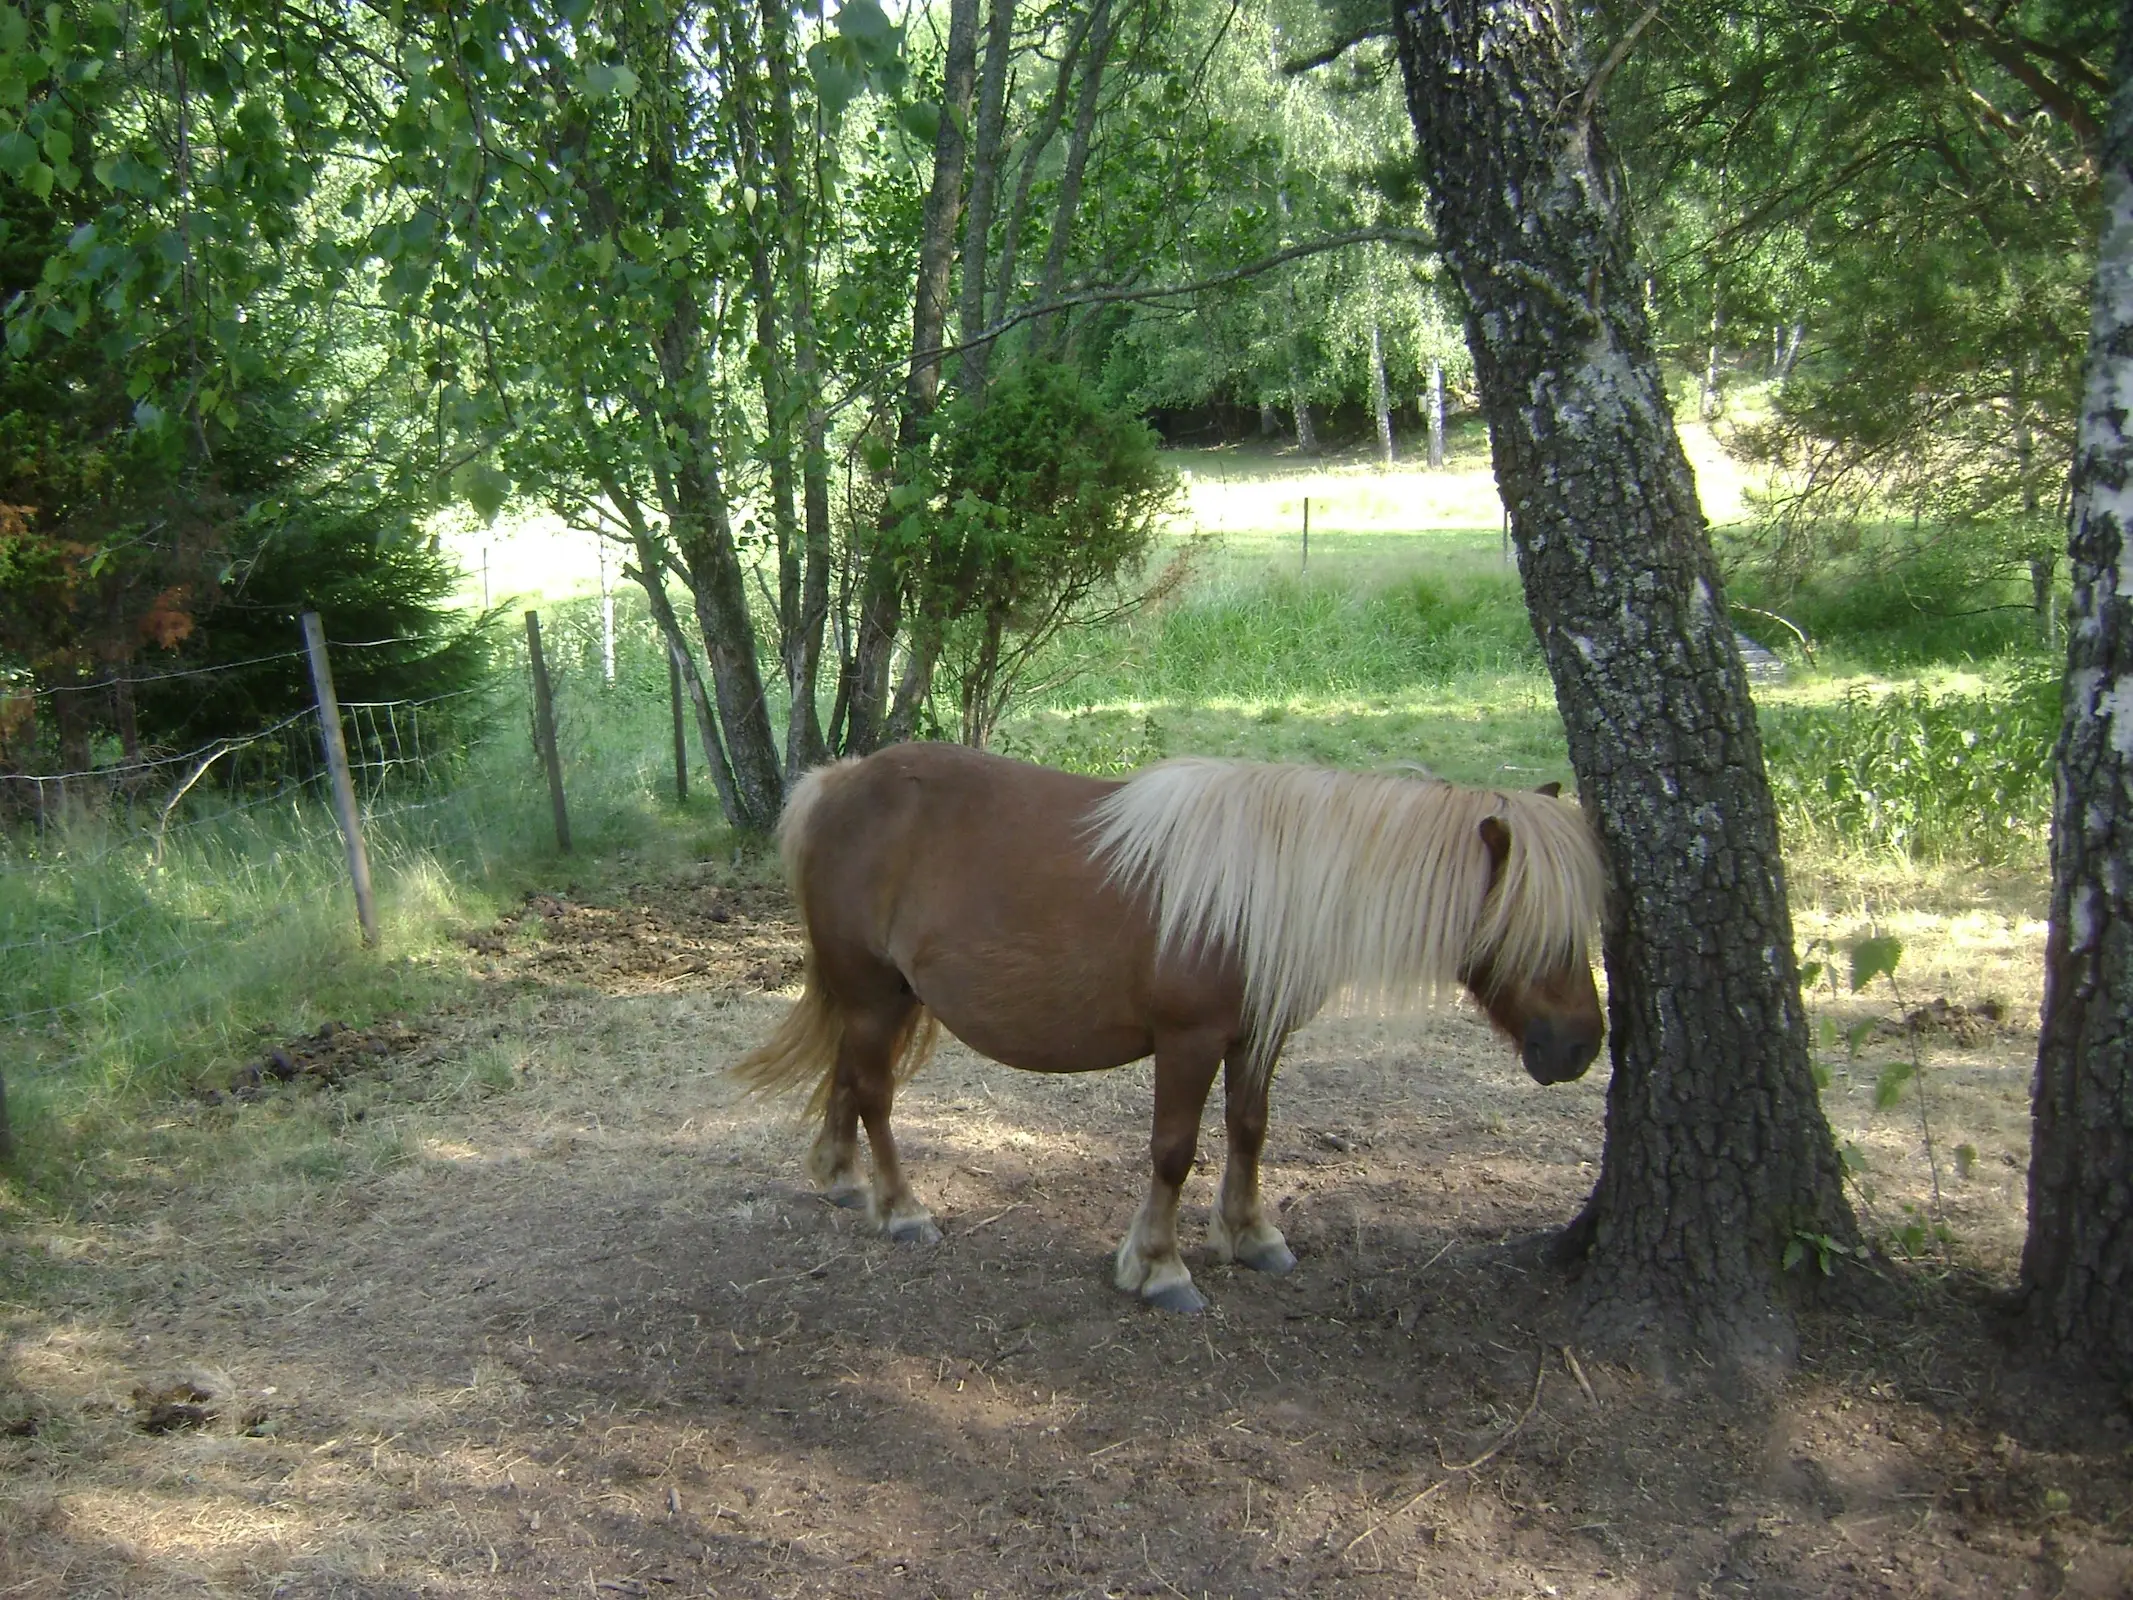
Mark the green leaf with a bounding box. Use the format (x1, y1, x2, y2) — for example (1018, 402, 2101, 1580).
(836, 0, 895, 48)
(453, 460, 512, 521)
(1955, 1143, 1977, 1179)
(1843, 1019, 1877, 1058)
(0, 128, 35, 179)
(1849, 934, 1903, 993)
(898, 100, 940, 144)
(1872, 1061, 1914, 1111)
(1798, 960, 1824, 990)
(807, 37, 861, 120)
(584, 61, 639, 100)
(23, 159, 52, 199)
(1782, 1238, 1805, 1272)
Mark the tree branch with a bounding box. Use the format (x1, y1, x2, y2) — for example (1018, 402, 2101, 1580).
(1279, 21, 1392, 76)
(915, 223, 1435, 383)
(1576, 4, 1661, 132)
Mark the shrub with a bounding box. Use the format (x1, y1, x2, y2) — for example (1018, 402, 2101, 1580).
(1760, 672, 2056, 864)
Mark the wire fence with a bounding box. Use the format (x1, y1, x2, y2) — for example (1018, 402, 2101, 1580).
(0, 583, 729, 1161)
(0, 628, 514, 1152)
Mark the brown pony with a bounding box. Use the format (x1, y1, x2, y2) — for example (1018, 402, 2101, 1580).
(733, 742, 1606, 1313)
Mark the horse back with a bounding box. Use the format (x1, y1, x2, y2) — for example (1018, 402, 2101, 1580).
(788, 744, 1241, 1071)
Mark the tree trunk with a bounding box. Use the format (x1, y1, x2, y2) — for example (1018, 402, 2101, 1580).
(1775, 321, 1804, 381)
(601, 474, 744, 824)
(630, 534, 742, 827)
(2013, 356, 2060, 646)
(1370, 303, 1397, 467)
(1287, 371, 1317, 453)
(848, 0, 981, 754)
(726, 15, 806, 764)
(1030, 0, 1114, 356)
(1260, 400, 1280, 437)
(765, 0, 830, 776)
(2022, 28, 2133, 1382)
(1698, 289, 1723, 421)
(656, 446, 785, 832)
(1427, 358, 1446, 469)
(1391, 0, 1854, 1367)
(987, 3, 1094, 338)
(955, 0, 1020, 398)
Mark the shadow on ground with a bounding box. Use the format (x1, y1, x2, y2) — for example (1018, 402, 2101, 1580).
(2, 874, 2127, 1598)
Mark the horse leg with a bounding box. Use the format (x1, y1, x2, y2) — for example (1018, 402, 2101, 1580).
(804, 1068, 868, 1211)
(1209, 1042, 1297, 1275)
(838, 1001, 941, 1245)
(1114, 1030, 1224, 1314)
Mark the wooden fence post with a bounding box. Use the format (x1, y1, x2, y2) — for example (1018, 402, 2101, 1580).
(668, 643, 689, 804)
(525, 610, 572, 853)
(301, 611, 379, 948)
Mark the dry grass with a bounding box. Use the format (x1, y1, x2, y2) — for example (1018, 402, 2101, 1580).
(3, 867, 2127, 1600)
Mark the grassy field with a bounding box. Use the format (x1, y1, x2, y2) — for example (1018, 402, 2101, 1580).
(1, 423, 2058, 1209)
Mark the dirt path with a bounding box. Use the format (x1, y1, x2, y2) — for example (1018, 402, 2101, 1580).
(4, 873, 2129, 1598)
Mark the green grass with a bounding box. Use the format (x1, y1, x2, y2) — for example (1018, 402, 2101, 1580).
(0, 589, 734, 1204)
(2, 443, 2067, 1207)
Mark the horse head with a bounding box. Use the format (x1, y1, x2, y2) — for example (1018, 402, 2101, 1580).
(1461, 795, 1605, 1086)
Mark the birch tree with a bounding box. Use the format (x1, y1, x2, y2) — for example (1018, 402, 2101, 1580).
(2022, 2, 2133, 1380)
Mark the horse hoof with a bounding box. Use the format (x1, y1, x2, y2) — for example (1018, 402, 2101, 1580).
(888, 1214, 943, 1245)
(823, 1185, 868, 1210)
(1237, 1239, 1297, 1275)
(1145, 1280, 1208, 1315)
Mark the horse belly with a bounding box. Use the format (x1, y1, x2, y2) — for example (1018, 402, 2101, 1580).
(907, 949, 1155, 1076)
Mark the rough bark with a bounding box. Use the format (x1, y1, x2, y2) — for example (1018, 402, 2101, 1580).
(2022, 20, 2133, 1382)
(848, 0, 981, 754)
(1390, 0, 1854, 1366)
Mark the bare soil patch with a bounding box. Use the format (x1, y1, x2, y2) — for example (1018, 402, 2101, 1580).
(4, 872, 2129, 1598)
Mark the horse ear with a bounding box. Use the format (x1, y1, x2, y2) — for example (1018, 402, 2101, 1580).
(1477, 815, 1512, 879)
(1535, 781, 1562, 799)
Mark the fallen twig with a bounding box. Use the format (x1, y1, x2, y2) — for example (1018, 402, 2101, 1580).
(964, 1201, 1024, 1234)
(1561, 1344, 1599, 1409)
(1343, 1346, 1547, 1555)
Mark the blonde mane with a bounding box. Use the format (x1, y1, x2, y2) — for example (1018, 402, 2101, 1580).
(1087, 758, 1604, 1040)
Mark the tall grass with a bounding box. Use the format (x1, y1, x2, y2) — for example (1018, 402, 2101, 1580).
(0, 591, 726, 1198)
(1760, 671, 2057, 866)
(1050, 568, 1542, 707)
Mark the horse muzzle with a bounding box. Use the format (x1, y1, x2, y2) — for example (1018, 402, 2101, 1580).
(1520, 1013, 1602, 1085)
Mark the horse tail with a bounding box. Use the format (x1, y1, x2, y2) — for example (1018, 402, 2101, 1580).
(731, 755, 942, 1115)
(728, 974, 942, 1119)
(730, 968, 844, 1102)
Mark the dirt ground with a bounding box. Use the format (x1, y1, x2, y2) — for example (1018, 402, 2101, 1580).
(4, 865, 2131, 1598)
